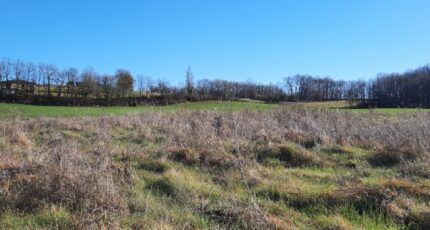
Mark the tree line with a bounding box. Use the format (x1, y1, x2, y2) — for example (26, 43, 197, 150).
(0, 58, 429, 107)
(367, 66, 430, 107)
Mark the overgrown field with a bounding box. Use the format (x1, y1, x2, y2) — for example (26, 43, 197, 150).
(0, 109, 429, 229)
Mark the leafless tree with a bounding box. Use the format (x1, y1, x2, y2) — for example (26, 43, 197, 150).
(100, 74, 115, 105)
(136, 74, 145, 97)
(0, 58, 12, 81)
(144, 76, 154, 96)
(24, 62, 37, 83)
(39, 63, 59, 96)
(13, 59, 25, 81)
(63, 67, 79, 97)
(185, 66, 194, 96)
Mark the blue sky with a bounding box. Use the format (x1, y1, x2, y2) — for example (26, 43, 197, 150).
(1, 0, 429, 85)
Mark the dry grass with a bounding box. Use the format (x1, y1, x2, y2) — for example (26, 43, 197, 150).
(0, 109, 429, 228)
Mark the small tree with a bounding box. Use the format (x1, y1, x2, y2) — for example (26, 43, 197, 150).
(80, 69, 99, 98)
(185, 66, 194, 96)
(100, 74, 115, 105)
(115, 69, 134, 98)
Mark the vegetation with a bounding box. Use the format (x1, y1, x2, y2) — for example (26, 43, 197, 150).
(0, 101, 279, 119)
(0, 109, 429, 229)
(1, 101, 428, 120)
(2, 58, 430, 107)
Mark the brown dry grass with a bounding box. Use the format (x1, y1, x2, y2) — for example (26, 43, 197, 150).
(0, 109, 429, 228)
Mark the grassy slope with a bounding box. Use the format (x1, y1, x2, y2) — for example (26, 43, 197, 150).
(0, 101, 279, 119)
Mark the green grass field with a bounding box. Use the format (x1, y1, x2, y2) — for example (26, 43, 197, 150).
(1, 101, 429, 120)
(0, 101, 279, 119)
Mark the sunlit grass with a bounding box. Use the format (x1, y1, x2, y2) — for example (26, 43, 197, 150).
(0, 101, 279, 119)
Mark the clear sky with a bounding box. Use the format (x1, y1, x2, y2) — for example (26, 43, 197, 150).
(1, 0, 429, 85)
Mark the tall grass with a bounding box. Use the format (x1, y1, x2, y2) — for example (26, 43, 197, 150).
(0, 109, 429, 228)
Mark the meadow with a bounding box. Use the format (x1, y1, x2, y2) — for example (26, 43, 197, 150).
(0, 103, 429, 229)
(0, 101, 279, 119)
(0, 101, 429, 120)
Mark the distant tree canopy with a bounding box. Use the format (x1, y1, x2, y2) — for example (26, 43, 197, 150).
(283, 75, 367, 102)
(115, 69, 134, 97)
(0, 57, 429, 107)
(368, 66, 430, 107)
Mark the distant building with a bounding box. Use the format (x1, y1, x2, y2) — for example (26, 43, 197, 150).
(0, 80, 37, 95)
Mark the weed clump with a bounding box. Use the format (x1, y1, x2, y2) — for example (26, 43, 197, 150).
(368, 148, 417, 167)
(255, 186, 287, 202)
(137, 159, 169, 174)
(285, 131, 321, 149)
(199, 150, 236, 169)
(401, 159, 430, 178)
(167, 147, 199, 165)
(313, 215, 353, 230)
(257, 143, 322, 167)
(145, 177, 176, 197)
(279, 144, 322, 167)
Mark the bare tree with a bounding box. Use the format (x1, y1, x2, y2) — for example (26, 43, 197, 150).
(136, 74, 145, 97)
(56, 71, 67, 97)
(0, 59, 12, 96)
(185, 66, 194, 96)
(24, 62, 37, 83)
(1, 59, 12, 81)
(13, 59, 25, 81)
(144, 76, 154, 96)
(39, 64, 59, 96)
(80, 68, 99, 98)
(63, 67, 79, 97)
(100, 74, 115, 105)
